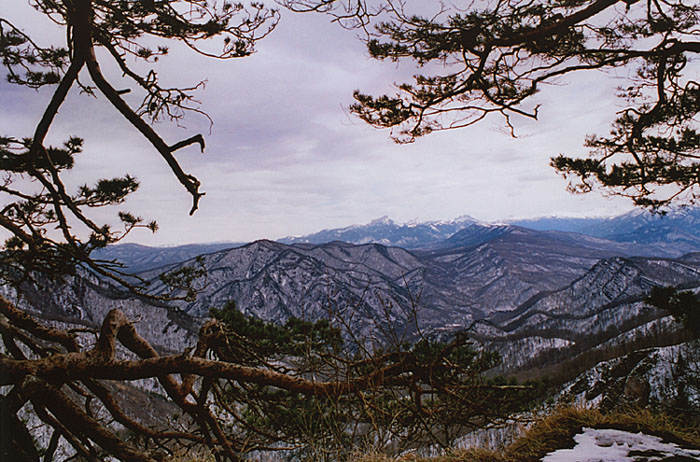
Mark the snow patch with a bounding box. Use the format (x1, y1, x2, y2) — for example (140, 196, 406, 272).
(369, 216, 393, 226)
(541, 427, 700, 462)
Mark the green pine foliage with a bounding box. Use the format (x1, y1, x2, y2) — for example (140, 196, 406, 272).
(646, 286, 700, 338)
(207, 302, 544, 459)
(289, 0, 700, 209)
(0, 1, 278, 288)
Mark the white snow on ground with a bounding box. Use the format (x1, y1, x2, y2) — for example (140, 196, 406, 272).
(541, 428, 700, 462)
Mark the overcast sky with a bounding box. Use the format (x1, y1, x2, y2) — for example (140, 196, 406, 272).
(1, 2, 638, 246)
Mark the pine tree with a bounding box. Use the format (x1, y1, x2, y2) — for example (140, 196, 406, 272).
(288, 0, 700, 209)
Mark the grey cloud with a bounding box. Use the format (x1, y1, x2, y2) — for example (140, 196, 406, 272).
(1, 4, 636, 245)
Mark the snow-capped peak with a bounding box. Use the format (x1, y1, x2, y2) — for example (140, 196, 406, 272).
(368, 216, 394, 226)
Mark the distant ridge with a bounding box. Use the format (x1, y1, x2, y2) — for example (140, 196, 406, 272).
(93, 206, 700, 273)
(278, 207, 700, 256)
(21, 209, 700, 402)
(141, 224, 662, 324)
(278, 215, 478, 249)
(92, 242, 243, 274)
(510, 206, 700, 255)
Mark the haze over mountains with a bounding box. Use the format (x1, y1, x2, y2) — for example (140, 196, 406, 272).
(6, 207, 697, 462)
(286, 207, 700, 254)
(92, 242, 244, 274)
(28, 207, 700, 387)
(511, 207, 700, 251)
(278, 215, 479, 249)
(10, 206, 699, 448)
(93, 207, 700, 275)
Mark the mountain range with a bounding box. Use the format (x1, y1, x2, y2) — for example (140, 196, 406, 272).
(278, 215, 478, 248)
(91, 242, 243, 274)
(94, 207, 700, 274)
(133, 223, 698, 373)
(19, 209, 700, 383)
(140, 222, 667, 320)
(511, 207, 700, 252)
(8, 208, 700, 460)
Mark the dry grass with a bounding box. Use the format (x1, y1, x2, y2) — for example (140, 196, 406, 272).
(504, 406, 700, 462)
(169, 407, 700, 461)
(350, 406, 700, 462)
(351, 447, 505, 462)
(170, 450, 215, 462)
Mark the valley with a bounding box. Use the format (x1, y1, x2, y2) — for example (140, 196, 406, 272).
(20, 210, 700, 383)
(6, 208, 700, 460)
